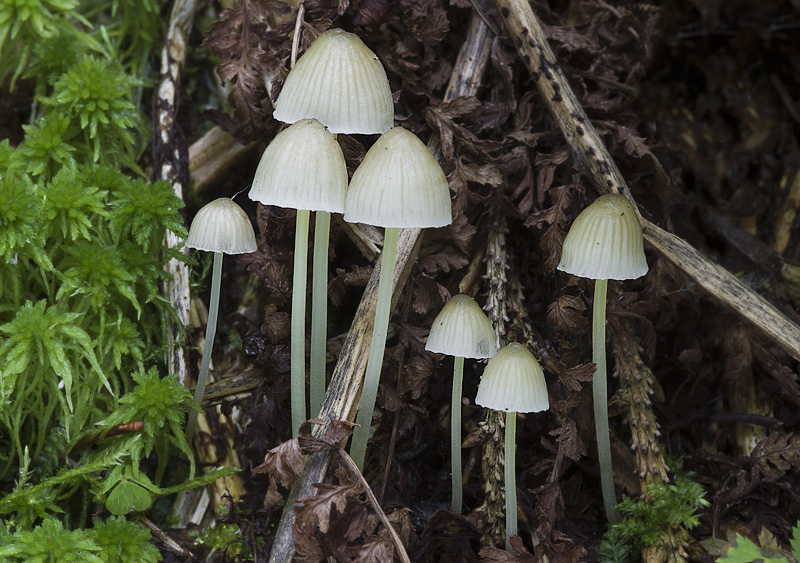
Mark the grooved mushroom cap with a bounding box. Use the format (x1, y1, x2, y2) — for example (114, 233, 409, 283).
(186, 198, 257, 254)
(557, 194, 648, 280)
(249, 119, 347, 212)
(425, 294, 497, 359)
(344, 127, 451, 228)
(474, 343, 549, 413)
(273, 28, 394, 135)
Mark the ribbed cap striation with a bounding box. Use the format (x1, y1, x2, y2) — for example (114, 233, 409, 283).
(344, 127, 451, 228)
(474, 343, 549, 413)
(249, 119, 347, 213)
(557, 194, 648, 280)
(426, 294, 497, 359)
(186, 198, 257, 254)
(273, 28, 394, 135)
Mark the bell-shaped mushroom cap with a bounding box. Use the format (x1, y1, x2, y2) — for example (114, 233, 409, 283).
(186, 198, 257, 254)
(426, 294, 497, 359)
(273, 28, 394, 135)
(557, 194, 648, 281)
(249, 119, 348, 213)
(474, 343, 549, 413)
(344, 127, 451, 228)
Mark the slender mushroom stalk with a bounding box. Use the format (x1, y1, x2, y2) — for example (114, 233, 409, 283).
(425, 294, 497, 513)
(249, 118, 347, 437)
(345, 126, 452, 470)
(309, 209, 331, 416)
(475, 343, 549, 551)
(269, 29, 394, 425)
(184, 198, 257, 443)
(558, 193, 649, 524)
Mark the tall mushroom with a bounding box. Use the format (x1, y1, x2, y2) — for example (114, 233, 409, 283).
(184, 198, 257, 442)
(271, 28, 393, 421)
(426, 294, 497, 513)
(475, 342, 549, 551)
(249, 118, 348, 437)
(557, 193, 648, 523)
(345, 126, 451, 470)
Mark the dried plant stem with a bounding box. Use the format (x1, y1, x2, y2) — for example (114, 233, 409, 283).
(310, 211, 331, 417)
(451, 356, 465, 513)
(267, 7, 493, 559)
(185, 251, 221, 443)
(188, 126, 254, 195)
(154, 0, 197, 388)
(495, 0, 800, 363)
(481, 213, 508, 546)
(351, 227, 399, 470)
(291, 209, 311, 437)
(334, 446, 412, 563)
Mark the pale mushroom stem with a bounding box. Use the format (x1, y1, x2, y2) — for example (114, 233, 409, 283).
(291, 209, 311, 437)
(451, 356, 465, 513)
(350, 226, 399, 471)
(593, 278, 621, 523)
(505, 410, 517, 552)
(185, 250, 222, 443)
(310, 210, 331, 418)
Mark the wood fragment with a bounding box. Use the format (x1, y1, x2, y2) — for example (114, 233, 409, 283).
(188, 126, 256, 195)
(495, 0, 800, 362)
(153, 0, 197, 387)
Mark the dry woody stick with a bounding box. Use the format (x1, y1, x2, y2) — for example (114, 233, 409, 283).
(494, 0, 800, 363)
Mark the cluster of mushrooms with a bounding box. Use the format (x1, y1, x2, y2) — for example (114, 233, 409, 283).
(183, 28, 649, 550)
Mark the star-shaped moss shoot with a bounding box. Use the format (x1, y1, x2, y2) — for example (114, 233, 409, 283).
(271, 29, 393, 425)
(475, 343, 549, 552)
(426, 294, 497, 513)
(184, 198, 257, 442)
(345, 126, 451, 470)
(249, 118, 347, 436)
(557, 193, 648, 523)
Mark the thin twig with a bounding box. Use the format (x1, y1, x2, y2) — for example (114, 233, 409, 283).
(495, 0, 800, 362)
(335, 447, 412, 563)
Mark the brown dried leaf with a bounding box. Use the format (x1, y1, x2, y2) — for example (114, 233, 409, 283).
(749, 432, 800, 481)
(418, 253, 469, 275)
(550, 419, 587, 462)
(295, 467, 365, 534)
(547, 294, 589, 336)
(400, 354, 435, 399)
(253, 438, 304, 510)
(404, 0, 449, 46)
(479, 536, 536, 561)
(558, 362, 595, 393)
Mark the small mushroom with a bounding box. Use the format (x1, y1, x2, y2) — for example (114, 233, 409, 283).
(557, 193, 648, 523)
(426, 294, 497, 513)
(345, 126, 451, 470)
(250, 118, 347, 436)
(273, 28, 394, 135)
(184, 197, 257, 442)
(475, 343, 548, 551)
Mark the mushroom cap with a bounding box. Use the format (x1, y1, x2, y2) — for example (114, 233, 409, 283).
(186, 198, 257, 254)
(344, 127, 451, 228)
(474, 343, 549, 413)
(425, 294, 497, 359)
(249, 119, 347, 212)
(557, 193, 648, 280)
(273, 28, 394, 135)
